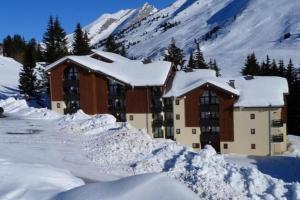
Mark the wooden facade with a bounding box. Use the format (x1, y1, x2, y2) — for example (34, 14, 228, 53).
(184, 83, 236, 142)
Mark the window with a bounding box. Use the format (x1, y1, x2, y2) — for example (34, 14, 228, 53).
(192, 143, 200, 148)
(176, 114, 180, 120)
(176, 129, 181, 134)
(153, 127, 163, 138)
(64, 67, 78, 80)
(200, 91, 219, 105)
(251, 144, 256, 149)
(192, 129, 196, 134)
(223, 143, 228, 149)
(165, 127, 174, 139)
(201, 126, 220, 134)
(250, 114, 255, 119)
(176, 100, 180, 105)
(129, 115, 134, 121)
(251, 129, 255, 135)
(57, 103, 61, 109)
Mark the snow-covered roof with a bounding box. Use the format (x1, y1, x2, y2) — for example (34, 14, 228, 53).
(233, 76, 289, 107)
(46, 50, 172, 87)
(164, 69, 289, 107)
(164, 69, 240, 98)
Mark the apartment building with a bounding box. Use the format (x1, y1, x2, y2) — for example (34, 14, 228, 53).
(46, 50, 289, 156)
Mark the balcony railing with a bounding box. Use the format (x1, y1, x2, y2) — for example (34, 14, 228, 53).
(164, 119, 174, 126)
(272, 120, 284, 127)
(63, 79, 79, 87)
(64, 93, 80, 101)
(152, 119, 163, 127)
(163, 105, 173, 112)
(151, 105, 163, 113)
(272, 134, 284, 143)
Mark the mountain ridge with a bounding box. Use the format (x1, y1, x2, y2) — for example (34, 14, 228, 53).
(67, 0, 300, 76)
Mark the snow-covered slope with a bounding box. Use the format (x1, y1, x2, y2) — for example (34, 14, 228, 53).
(68, 0, 300, 76)
(0, 56, 22, 99)
(66, 3, 158, 50)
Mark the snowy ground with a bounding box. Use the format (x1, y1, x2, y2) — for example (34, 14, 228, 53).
(1, 98, 300, 199)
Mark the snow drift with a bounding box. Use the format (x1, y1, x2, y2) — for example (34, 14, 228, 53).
(61, 110, 300, 199)
(0, 98, 300, 199)
(52, 173, 199, 200)
(0, 56, 22, 99)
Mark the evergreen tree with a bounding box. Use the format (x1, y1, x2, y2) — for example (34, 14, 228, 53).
(72, 23, 91, 55)
(3, 35, 26, 63)
(241, 53, 260, 75)
(192, 39, 207, 69)
(270, 59, 278, 76)
(105, 35, 126, 56)
(212, 59, 221, 77)
(163, 38, 184, 70)
(43, 16, 68, 63)
(53, 17, 68, 58)
(187, 52, 194, 68)
(43, 16, 55, 63)
(278, 60, 286, 77)
(286, 59, 297, 86)
(260, 55, 271, 75)
(19, 39, 38, 97)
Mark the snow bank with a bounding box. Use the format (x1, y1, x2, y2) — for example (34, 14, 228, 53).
(59, 110, 117, 134)
(0, 98, 61, 120)
(287, 135, 300, 157)
(0, 56, 22, 99)
(79, 124, 300, 199)
(0, 158, 84, 200)
(52, 173, 199, 200)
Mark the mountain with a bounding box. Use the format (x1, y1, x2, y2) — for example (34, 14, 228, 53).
(67, 0, 300, 76)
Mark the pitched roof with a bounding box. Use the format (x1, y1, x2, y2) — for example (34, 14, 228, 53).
(164, 69, 289, 107)
(46, 50, 172, 87)
(164, 69, 240, 97)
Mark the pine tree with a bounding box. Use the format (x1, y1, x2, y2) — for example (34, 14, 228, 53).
(260, 55, 271, 75)
(72, 23, 91, 55)
(187, 52, 194, 68)
(43, 16, 68, 63)
(212, 59, 221, 77)
(286, 59, 297, 86)
(163, 38, 184, 70)
(53, 17, 68, 58)
(192, 39, 207, 69)
(241, 53, 260, 75)
(43, 16, 55, 63)
(278, 60, 286, 77)
(270, 59, 278, 76)
(19, 39, 38, 97)
(105, 35, 126, 56)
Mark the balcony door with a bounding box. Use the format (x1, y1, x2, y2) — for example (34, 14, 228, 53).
(199, 90, 220, 153)
(63, 66, 80, 114)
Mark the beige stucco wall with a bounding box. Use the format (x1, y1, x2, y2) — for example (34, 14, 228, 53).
(221, 107, 287, 156)
(51, 101, 66, 115)
(173, 98, 201, 150)
(126, 113, 153, 135)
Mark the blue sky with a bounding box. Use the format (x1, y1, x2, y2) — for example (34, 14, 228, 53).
(0, 0, 174, 42)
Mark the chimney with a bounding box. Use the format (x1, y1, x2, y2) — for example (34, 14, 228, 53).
(229, 80, 235, 88)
